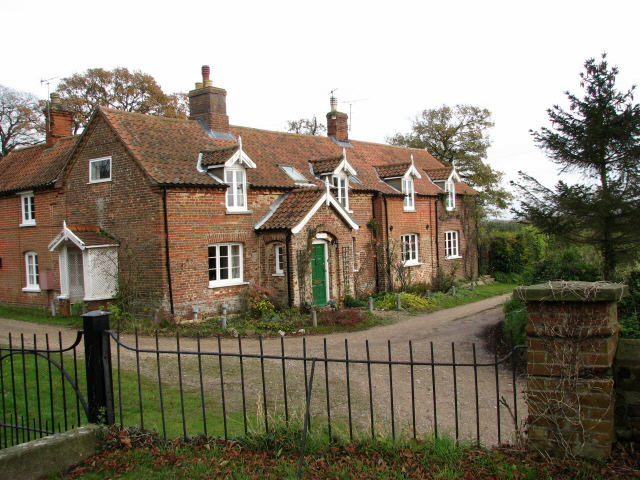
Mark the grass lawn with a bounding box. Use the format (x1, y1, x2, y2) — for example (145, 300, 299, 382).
(48, 424, 639, 480)
(0, 304, 82, 328)
(0, 348, 249, 449)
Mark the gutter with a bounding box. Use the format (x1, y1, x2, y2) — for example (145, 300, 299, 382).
(371, 193, 380, 292)
(162, 187, 175, 316)
(435, 199, 440, 267)
(285, 231, 294, 307)
(383, 194, 391, 290)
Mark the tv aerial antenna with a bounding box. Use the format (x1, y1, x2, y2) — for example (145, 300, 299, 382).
(40, 76, 59, 133)
(340, 97, 368, 132)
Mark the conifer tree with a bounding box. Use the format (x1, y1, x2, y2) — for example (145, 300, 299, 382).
(514, 54, 640, 280)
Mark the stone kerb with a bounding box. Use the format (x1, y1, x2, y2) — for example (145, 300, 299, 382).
(515, 281, 627, 459)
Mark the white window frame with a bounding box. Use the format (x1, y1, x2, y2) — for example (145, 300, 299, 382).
(401, 233, 419, 266)
(402, 177, 415, 211)
(332, 174, 349, 211)
(23, 251, 40, 292)
(274, 244, 285, 276)
(208, 243, 244, 288)
(20, 192, 36, 226)
(89, 156, 112, 183)
(445, 231, 461, 259)
(225, 165, 248, 212)
(445, 179, 455, 211)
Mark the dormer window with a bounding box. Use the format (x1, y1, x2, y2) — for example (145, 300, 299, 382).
(445, 179, 455, 210)
(402, 177, 415, 211)
(225, 165, 247, 212)
(333, 174, 349, 210)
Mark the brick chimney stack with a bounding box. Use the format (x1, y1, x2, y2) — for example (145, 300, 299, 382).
(188, 65, 230, 133)
(326, 94, 348, 142)
(45, 93, 73, 147)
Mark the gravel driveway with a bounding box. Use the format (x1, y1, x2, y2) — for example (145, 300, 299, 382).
(1, 293, 526, 446)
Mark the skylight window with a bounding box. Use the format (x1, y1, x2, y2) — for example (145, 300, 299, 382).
(279, 165, 308, 183)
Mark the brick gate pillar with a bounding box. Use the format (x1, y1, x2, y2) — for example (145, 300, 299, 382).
(515, 281, 627, 458)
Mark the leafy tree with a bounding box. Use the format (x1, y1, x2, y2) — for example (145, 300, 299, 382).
(388, 105, 511, 213)
(55, 67, 188, 133)
(513, 54, 640, 280)
(0, 85, 43, 158)
(286, 116, 326, 135)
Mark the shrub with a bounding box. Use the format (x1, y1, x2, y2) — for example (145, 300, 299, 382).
(502, 298, 528, 346)
(344, 295, 367, 308)
(244, 285, 278, 317)
(619, 269, 640, 338)
(405, 282, 430, 296)
(318, 309, 364, 327)
(431, 266, 457, 293)
(373, 292, 432, 310)
(530, 246, 601, 283)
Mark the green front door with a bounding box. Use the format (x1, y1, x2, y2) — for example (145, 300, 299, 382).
(311, 243, 327, 305)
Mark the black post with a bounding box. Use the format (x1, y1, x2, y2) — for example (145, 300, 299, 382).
(82, 310, 114, 425)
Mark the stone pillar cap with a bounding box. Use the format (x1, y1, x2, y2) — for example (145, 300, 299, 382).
(514, 281, 627, 302)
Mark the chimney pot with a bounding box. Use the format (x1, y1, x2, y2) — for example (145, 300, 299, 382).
(50, 93, 61, 108)
(188, 65, 230, 133)
(330, 95, 338, 112)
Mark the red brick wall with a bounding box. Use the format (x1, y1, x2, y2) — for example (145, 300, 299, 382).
(62, 114, 168, 312)
(165, 187, 283, 317)
(437, 195, 477, 279)
(0, 189, 65, 307)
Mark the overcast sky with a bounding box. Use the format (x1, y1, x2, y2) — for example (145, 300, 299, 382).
(3, 0, 639, 208)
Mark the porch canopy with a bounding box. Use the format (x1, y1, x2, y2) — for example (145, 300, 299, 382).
(48, 222, 119, 302)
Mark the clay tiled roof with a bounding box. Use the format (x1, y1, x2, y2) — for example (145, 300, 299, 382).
(0, 136, 78, 194)
(200, 145, 239, 167)
(258, 189, 323, 230)
(96, 108, 475, 195)
(425, 167, 453, 181)
(68, 224, 118, 247)
(310, 156, 342, 174)
(375, 162, 411, 178)
(100, 108, 232, 187)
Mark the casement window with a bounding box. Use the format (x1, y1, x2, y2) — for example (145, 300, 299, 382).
(89, 157, 112, 183)
(445, 231, 460, 258)
(333, 175, 349, 210)
(401, 233, 419, 265)
(20, 192, 35, 226)
(24, 251, 40, 291)
(445, 179, 455, 210)
(225, 166, 247, 211)
(402, 177, 415, 211)
(208, 243, 243, 287)
(274, 244, 284, 275)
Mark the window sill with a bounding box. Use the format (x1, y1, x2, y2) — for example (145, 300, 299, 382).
(88, 179, 112, 184)
(22, 286, 41, 293)
(445, 207, 456, 212)
(403, 208, 416, 212)
(208, 280, 249, 289)
(20, 222, 36, 227)
(225, 210, 252, 215)
(445, 255, 462, 260)
(272, 273, 285, 277)
(403, 261, 423, 267)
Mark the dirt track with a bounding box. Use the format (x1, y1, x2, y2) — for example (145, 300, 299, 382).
(1, 293, 526, 445)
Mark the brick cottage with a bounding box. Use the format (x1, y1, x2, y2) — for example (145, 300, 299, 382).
(0, 66, 478, 319)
